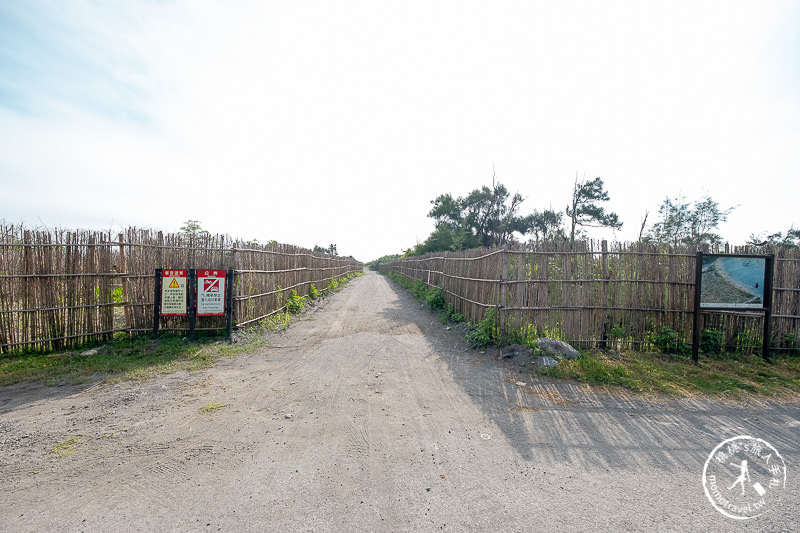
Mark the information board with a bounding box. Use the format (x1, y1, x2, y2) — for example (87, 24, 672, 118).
(161, 269, 187, 316)
(699, 255, 768, 309)
(197, 269, 226, 316)
(692, 252, 775, 362)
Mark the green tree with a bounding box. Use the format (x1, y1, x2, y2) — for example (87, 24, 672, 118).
(528, 208, 566, 242)
(646, 195, 733, 246)
(428, 193, 462, 229)
(566, 176, 622, 244)
(180, 219, 209, 238)
(458, 182, 528, 247)
(365, 254, 401, 270)
(314, 244, 338, 255)
(420, 178, 534, 253)
(747, 226, 800, 248)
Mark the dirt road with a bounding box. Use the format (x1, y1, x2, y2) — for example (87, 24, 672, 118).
(1, 271, 798, 531)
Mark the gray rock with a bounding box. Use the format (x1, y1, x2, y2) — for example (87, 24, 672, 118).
(80, 349, 100, 356)
(501, 344, 533, 361)
(536, 355, 559, 367)
(535, 338, 580, 360)
(452, 323, 469, 336)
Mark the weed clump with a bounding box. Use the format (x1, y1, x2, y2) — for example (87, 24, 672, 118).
(650, 326, 690, 355)
(199, 402, 227, 413)
(287, 290, 306, 314)
(309, 284, 320, 299)
(466, 309, 498, 350)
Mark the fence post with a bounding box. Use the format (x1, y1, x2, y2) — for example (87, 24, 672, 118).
(22, 230, 33, 349)
(225, 269, 234, 340)
(600, 240, 609, 349)
(499, 250, 508, 338)
(118, 233, 132, 332)
(156, 231, 164, 267)
(231, 247, 238, 328)
(762, 254, 775, 362)
(691, 252, 703, 363)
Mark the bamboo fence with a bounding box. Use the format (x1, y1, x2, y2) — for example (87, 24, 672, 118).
(383, 240, 800, 354)
(0, 225, 362, 354)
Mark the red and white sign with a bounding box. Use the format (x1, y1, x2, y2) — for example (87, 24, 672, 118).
(161, 269, 187, 316)
(197, 270, 226, 316)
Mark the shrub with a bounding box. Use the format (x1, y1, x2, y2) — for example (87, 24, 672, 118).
(700, 329, 724, 355)
(784, 334, 799, 356)
(466, 309, 497, 350)
(308, 284, 320, 299)
(426, 286, 446, 310)
(651, 326, 689, 355)
(287, 289, 306, 314)
(408, 280, 446, 310)
(735, 331, 758, 354)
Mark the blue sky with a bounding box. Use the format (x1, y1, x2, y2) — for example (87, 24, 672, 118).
(1, 0, 799, 261)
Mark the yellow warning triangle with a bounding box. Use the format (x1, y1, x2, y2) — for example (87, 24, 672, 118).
(169, 278, 180, 289)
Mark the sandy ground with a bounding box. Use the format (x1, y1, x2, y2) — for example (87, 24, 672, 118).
(1, 270, 798, 532)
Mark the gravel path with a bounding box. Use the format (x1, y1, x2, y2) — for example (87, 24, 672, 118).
(1, 270, 797, 532)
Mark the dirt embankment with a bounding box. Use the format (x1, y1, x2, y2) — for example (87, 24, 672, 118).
(1, 271, 797, 531)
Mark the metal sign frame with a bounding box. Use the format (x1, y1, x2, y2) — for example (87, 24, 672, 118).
(153, 268, 233, 341)
(692, 252, 775, 362)
(698, 253, 772, 310)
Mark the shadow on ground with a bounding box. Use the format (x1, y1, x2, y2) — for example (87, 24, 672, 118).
(378, 274, 800, 473)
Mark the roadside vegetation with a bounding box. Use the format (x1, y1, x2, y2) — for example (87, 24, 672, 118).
(365, 254, 401, 271)
(385, 271, 800, 399)
(0, 325, 271, 387)
(373, 173, 799, 399)
(0, 272, 363, 387)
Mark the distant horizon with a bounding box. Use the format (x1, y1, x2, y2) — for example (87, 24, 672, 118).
(0, 219, 788, 264)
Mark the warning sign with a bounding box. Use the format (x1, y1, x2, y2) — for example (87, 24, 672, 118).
(197, 270, 226, 316)
(204, 278, 220, 293)
(161, 270, 187, 316)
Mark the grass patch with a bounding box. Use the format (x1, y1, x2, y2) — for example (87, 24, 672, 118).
(199, 402, 227, 413)
(49, 436, 83, 458)
(384, 271, 800, 398)
(0, 273, 367, 387)
(0, 315, 286, 387)
(0, 334, 218, 387)
(531, 350, 800, 398)
(385, 272, 465, 325)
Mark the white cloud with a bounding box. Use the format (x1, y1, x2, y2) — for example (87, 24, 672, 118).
(1, 0, 798, 260)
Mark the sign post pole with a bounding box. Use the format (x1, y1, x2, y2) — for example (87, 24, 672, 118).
(188, 269, 197, 342)
(692, 252, 703, 363)
(762, 255, 775, 362)
(225, 269, 234, 340)
(153, 268, 162, 339)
